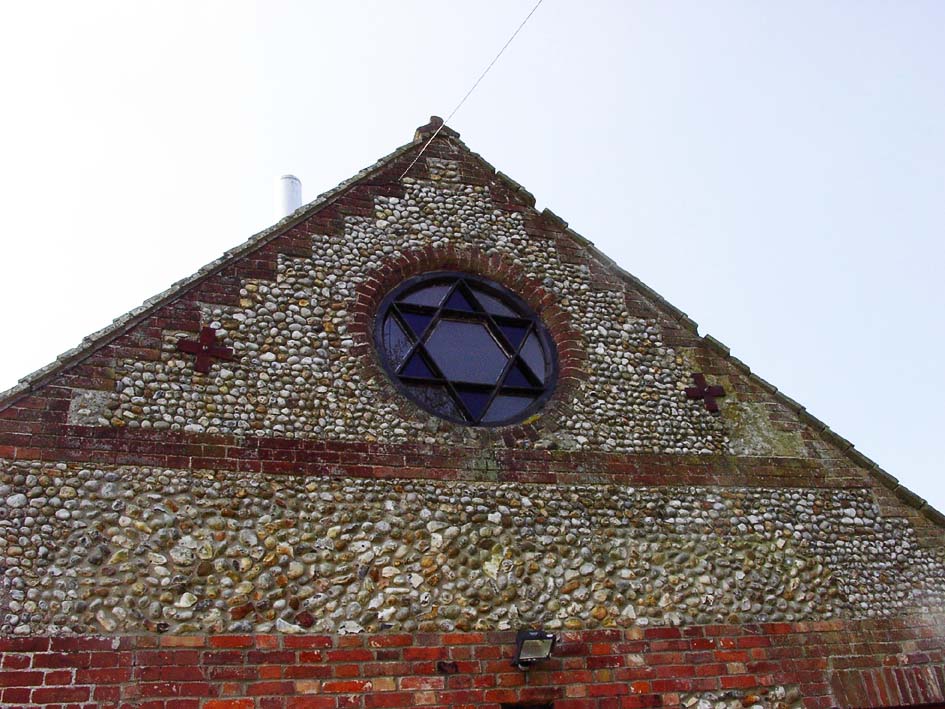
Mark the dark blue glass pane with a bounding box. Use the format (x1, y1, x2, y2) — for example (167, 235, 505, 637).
(499, 324, 529, 351)
(402, 383, 462, 419)
(400, 284, 450, 307)
(377, 272, 555, 427)
(425, 321, 508, 384)
(401, 352, 436, 379)
(444, 288, 476, 312)
(503, 361, 532, 388)
(400, 311, 434, 338)
(471, 287, 517, 317)
(482, 394, 535, 423)
(382, 316, 413, 367)
(520, 333, 545, 381)
(456, 389, 492, 420)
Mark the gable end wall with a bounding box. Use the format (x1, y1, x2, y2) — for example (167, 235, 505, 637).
(0, 126, 943, 708)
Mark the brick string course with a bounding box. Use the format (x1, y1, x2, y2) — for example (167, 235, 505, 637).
(1, 618, 943, 709)
(0, 437, 865, 490)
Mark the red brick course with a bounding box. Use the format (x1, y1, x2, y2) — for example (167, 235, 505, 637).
(0, 424, 868, 490)
(1, 617, 943, 708)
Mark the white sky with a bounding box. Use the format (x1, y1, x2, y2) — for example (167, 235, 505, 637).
(1, 1, 943, 512)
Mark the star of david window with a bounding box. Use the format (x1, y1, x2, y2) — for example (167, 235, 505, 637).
(375, 272, 558, 426)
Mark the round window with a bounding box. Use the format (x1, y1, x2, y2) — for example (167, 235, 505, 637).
(374, 272, 558, 426)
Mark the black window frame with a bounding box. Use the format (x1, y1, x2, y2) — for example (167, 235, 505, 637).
(373, 271, 558, 427)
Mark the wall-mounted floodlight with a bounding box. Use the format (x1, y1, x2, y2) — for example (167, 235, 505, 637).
(511, 629, 556, 669)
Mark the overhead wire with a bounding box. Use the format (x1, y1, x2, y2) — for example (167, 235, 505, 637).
(398, 0, 545, 180)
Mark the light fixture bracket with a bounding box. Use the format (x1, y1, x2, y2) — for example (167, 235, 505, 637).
(511, 629, 557, 670)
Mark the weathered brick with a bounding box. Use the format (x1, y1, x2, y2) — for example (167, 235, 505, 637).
(205, 700, 255, 709)
(31, 685, 91, 703)
(0, 670, 44, 687)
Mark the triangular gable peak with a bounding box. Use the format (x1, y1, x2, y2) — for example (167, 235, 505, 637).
(0, 117, 941, 539)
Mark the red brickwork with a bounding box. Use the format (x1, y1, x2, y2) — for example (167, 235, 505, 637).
(0, 427, 868, 488)
(1, 618, 943, 708)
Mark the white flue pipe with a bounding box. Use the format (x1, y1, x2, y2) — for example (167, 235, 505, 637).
(276, 174, 302, 220)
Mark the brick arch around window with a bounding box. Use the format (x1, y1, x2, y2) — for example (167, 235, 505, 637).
(350, 245, 587, 445)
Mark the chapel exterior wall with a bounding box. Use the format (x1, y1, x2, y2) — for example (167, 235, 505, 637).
(1, 129, 943, 708)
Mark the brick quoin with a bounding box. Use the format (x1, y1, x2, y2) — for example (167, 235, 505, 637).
(0, 618, 940, 707)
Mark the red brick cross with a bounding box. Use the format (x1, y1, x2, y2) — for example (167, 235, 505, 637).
(176, 326, 233, 374)
(685, 373, 726, 413)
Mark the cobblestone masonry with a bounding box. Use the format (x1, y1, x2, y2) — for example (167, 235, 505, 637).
(94, 157, 729, 453)
(1, 460, 942, 637)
